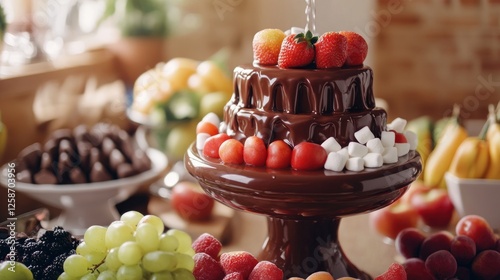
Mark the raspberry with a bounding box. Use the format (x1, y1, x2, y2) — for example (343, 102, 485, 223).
(374, 262, 407, 280)
(223, 272, 244, 280)
(192, 233, 222, 259)
(193, 252, 225, 280)
(219, 251, 259, 279)
(248, 261, 283, 280)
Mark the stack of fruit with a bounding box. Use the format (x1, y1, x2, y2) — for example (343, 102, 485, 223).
(130, 57, 232, 161)
(395, 215, 500, 279)
(408, 103, 500, 187)
(252, 28, 367, 68)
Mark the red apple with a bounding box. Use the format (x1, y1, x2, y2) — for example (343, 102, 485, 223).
(400, 181, 431, 204)
(410, 188, 455, 228)
(369, 199, 420, 240)
(170, 181, 215, 221)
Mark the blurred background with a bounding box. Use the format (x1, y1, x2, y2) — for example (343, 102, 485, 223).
(0, 0, 499, 221)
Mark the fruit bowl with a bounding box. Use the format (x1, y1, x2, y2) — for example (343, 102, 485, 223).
(0, 148, 167, 236)
(445, 172, 500, 231)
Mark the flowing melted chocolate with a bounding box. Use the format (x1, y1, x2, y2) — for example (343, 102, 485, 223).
(224, 64, 385, 147)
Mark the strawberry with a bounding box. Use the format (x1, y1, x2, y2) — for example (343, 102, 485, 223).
(278, 31, 318, 68)
(315, 32, 348, 69)
(253, 29, 286, 65)
(338, 31, 368, 66)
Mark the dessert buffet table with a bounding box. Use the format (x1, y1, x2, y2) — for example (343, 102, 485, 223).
(148, 195, 396, 277)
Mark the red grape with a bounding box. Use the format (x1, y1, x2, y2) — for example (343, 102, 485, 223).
(455, 266, 472, 280)
(402, 258, 435, 280)
(419, 231, 453, 260)
(455, 215, 496, 252)
(471, 249, 500, 280)
(396, 228, 426, 259)
(425, 250, 457, 279)
(450, 235, 476, 266)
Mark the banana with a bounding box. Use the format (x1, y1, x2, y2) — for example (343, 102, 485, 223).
(485, 104, 500, 179)
(448, 137, 489, 179)
(406, 116, 434, 180)
(424, 105, 468, 188)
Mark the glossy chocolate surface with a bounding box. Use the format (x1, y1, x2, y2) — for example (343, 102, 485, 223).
(186, 144, 421, 219)
(225, 64, 385, 147)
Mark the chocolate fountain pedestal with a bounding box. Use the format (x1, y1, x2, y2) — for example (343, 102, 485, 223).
(185, 144, 421, 279)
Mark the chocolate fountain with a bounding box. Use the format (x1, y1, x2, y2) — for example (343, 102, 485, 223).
(186, 146, 421, 279)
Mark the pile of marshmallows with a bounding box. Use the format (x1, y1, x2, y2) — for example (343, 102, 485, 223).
(322, 118, 417, 172)
(195, 113, 417, 172)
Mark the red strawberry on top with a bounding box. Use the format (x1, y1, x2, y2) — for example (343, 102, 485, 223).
(253, 29, 286, 65)
(278, 30, 318, 68)
(315, 32, 348, 69)
(338, 31, 368, 66)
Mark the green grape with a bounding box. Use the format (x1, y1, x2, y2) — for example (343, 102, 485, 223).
(166, 229, 192, 254)
(76, 241, 107, 256)
(174, 252, 194, 271)
(135, 223, 160, 253)
(0, 261, 34, 280)
(64, 254, 91, 278)
(182, 247, 195, 257)
(81, 272, 98, 280)
(116, 265, 142, 280)
(142, 251, 177, 273)
(105, 248, 123, 272)
(86, 251, 107, 267)
(105, 221, 134, 249)
(84, 225, 108, 251)
(118, 241, 143, 265)
(138, 215, 164, 235)
(97, 270, 117, 280)
(172, 268, 195, 280)
(57, 272, 77, 280)
(159, 234, 179, 252)
(120, 211, 144, 230)
(150, 271, 174, 280)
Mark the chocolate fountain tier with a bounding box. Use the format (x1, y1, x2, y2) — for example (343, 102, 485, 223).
(185, 144, 422, 279)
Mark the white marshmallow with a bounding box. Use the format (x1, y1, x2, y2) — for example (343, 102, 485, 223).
(324, 152, 348, 172)
(366, 138, 385, 154)
(321, 137, 342, 154)
(381, 131, 396, 148)
(346, 157, 364, 172)
(404, 130, 418, 150)
(196, 133, 211, 150)
(337, 147, 350, 159)
(348, 142, 369, 158)
(354, 126, 375, 144)
(395, 143, 411, 157)
(363, 153, 383, 168)
(218, 121, 228, 133)
(382, 147, 398, 164)
(387, 117, 407, 133)
(202, 112, 220, 127)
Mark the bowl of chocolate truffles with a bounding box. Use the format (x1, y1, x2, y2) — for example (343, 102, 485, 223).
(0, 123, 167, 235)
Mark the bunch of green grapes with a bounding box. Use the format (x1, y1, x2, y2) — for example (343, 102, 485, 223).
(58, 211, 195, 280)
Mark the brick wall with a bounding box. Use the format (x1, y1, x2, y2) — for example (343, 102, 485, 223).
(373, 0, 500, 121)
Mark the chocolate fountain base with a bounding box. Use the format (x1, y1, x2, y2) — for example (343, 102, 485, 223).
(261, 217, 371, 279)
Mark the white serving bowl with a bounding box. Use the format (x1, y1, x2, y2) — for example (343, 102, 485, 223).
(445, 172, 500, 231)
(0, 148, 167, 235)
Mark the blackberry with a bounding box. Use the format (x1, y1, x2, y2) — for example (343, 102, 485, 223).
(28, 264, 45, 280)
(29, 250, 50, 267)
(22, 238, 38, 255)
(0, 239, 9, 260)
(42, 264, 62, 280)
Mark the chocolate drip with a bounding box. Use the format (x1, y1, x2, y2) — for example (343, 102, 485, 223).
(226, 65, 384, 147)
